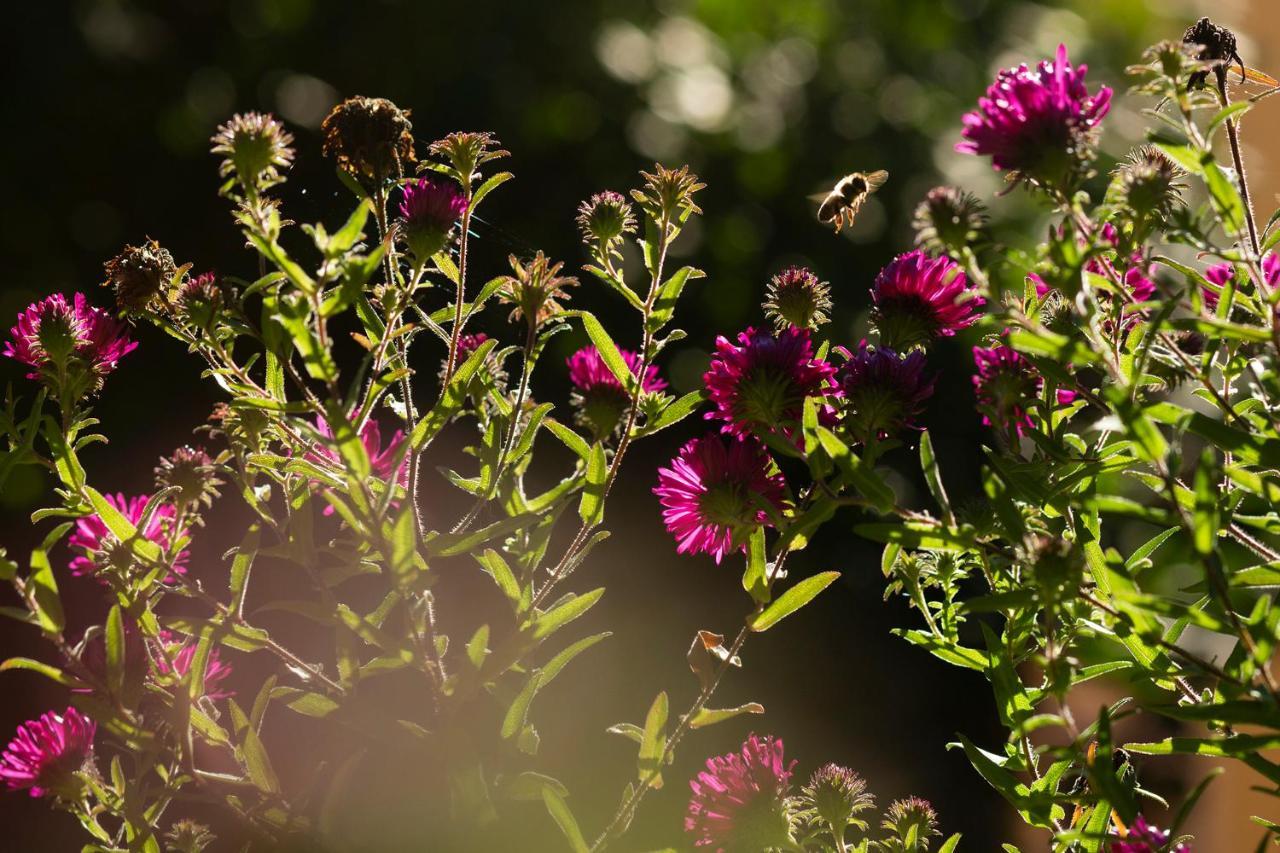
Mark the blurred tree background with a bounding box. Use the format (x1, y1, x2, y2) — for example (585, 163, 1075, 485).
(2, 0, 1276, 849)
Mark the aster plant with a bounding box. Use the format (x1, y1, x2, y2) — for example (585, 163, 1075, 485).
(3, 14, 1280, 852)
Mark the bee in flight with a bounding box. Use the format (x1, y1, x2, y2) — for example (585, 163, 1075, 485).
(812, 170, 888, 233)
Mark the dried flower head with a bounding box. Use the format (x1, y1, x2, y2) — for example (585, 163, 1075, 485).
(1110, 146, 1186, 222)
(912, 186, 988, 253)
(870, 251, 984, 350)
(704, 326, 839, 441)
(155, 445, 223, 511)
(957, 44, 1112, 191)
(797, 764, 876, 834)
(1183, 17, 1241, 89)
(3, 293, 137, 397)
(427, 131, 509, 191)
(655, 434, 788, 564)
(321, 96, 416, 185)
(567, 345, 666, 437)
(498, 252, 577, 329)
(398, 177, 467, 262)
(576, 190, 637, 248)
(879, 796, 941, 851)
(835, 343, 934, 443)
(164, 820, 217, 853)
(685, 734, 797, 850)
(177, 271, 226, 330)
(632, 163, 705, 222)
(103, 238, 179, 312)
(0, 707, 96, 799)
(209, 112, 294, 194)
(763, 266, 832, 331)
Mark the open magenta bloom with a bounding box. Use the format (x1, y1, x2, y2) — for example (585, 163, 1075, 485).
(655, 434, 788, 564)
(157, 630, 234, 700)
(957, 43, 1112, 188)
(871, 251, 983, 350)
(704, 326, 837, 440)
(568, 345, 666, 436)
(3, 292, 136, 385)
(1110, 815, 1189, 852)
(836, 343, 934, 442)
(0, 707, 96, 798)
(313, 415, 409, 490)
(972, 345, 1055, 438)
(68, 493, 188, 580)
(685, 733, 797, 850)
(398, 177, 467, 260)
(1202, 261, 1235, 311)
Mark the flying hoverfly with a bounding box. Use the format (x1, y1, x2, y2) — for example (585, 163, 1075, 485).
(811, 170, 888, 233)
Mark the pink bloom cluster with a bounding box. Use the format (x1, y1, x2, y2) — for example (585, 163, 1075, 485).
(685, 733, 796, 850)
(68, 493, 188, 581)
(567, 345, 666, 398)
(3, 292, 136, 383)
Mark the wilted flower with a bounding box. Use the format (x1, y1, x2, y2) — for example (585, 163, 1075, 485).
(398, 177, 467, 262)
(0, 708, 96, 799)
(704, 326, 838, 440)
(797, 764, 876, 834)
(164, 820, 217, 853)
(763, 266, 832, 331)
(427, 131, 508, 192)
(576, 190, 637, 250)
(68, 493, 188, 581)
(871, 251, 984, 350)
(835, 343, 934, 442)
(103, 238, 179, 312)
(209, 111, 294, 194)
(685, 734, 797, 850)
(1110, 146, 1186, 222)
(654, 434, 788, 564)
(176, 272, 226, 330)
(632, 163, 705, 222)
(879, 796, 941, 852)
(3, 293, 136, 396)
(1110, 814, 1190, 853)
(498, 252, 577, 329)
(321, 96, 415, 185)
(972, 345, 1053, 438)
(957, 44, 1112, 191)
(1183, 17, 1242, 90)
(567, 345, 666, 437)
(155, 446, 223, 511)
(912, 186, 988, 254)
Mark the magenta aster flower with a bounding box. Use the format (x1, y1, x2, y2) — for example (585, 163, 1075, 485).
(0, 707, 96, 798)
(1202, 261, 1236, 311)
(972, 344, 1070, 438)
(1110, 814, 1189, 853)
(3, 293, 136, 393)
(835, 343, 934, 442)
(957, 43, 1112, 189)
(456, 332, 490, 360)
(68, 493, 188, 581)
(654, 435, 788, 564)
(156, 630, 234, 700)
(398, 177, 467, 261)
(567, 345, 666, 436)
(685, 733, 797, 850)
(310, 415, 409, 511)
(870, 251, 984, 350)
(704, 326, 838, 440)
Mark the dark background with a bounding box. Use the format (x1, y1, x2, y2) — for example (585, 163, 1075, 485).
(1, 1, 1269, 850)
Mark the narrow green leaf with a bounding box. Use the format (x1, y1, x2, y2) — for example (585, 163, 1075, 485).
(581, 313, 636, 393)
(28, 548, 63, 633)
(105, 605, 125, 695)
(637, 691, 668, 784)
(533, 589, 604, 641)
(542, 788, 589, 853)
(742, 526, 770, 604)
(688, 703, 765, 729)
(919, 430, 953, 524)
(577, 442, 608, 525)
(749, 571, 840, 632)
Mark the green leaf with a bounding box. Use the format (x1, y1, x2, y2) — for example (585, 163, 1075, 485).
(919, 430, 953, 524)
(815, 427, 893, 512)
(83, 486, 162, 564)
(476, 549, 523, 611)
(545, 418, 592, 460)
(0, 657, 77, 687)
(641, 391, 703, 434)
(472, 171, 514, 209)
(229, 700, 280, 793)
(1192, 448, 1220, 555)
(749, 571, 840, 632)
(581, 312, 636, 393)
(540, 632, 610, 688)
(105, 605, 125, 695)
(577, 442, 608, 525)
(410, 337, 498, 450)
(533, 589, 604, 641)
(28, 547, 63, 633)
(502, 672, 544, 739)
(938, 834, 962, 853)
(228, 525, 260, 618)
(542, 788, 589, 853)
(637, 691, 668, 785)
(854, 522, 974, 551)
(688, 703, 765, 729)
(742, 526, 770, 604)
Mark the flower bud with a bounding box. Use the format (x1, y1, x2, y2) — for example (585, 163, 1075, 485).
(798, 764, 875, 833)
(177, 271, 226, 331)
(631, 163, 705, 222)
(155, 445, 223, 511)
(881, 796, 940, 848)
(321, 96, 416, 185)
(912, 186, 987, 254)
(497, 252, 576, 330)
(210, 112, 294, 195)
(398, 177, 467, 263)
(576, 190, 637, 248)
(763, 266, 832, 331)
(164, 820, 216, 853)
(427, 131, 509, 192)
(1110, 146, 1185, 222)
